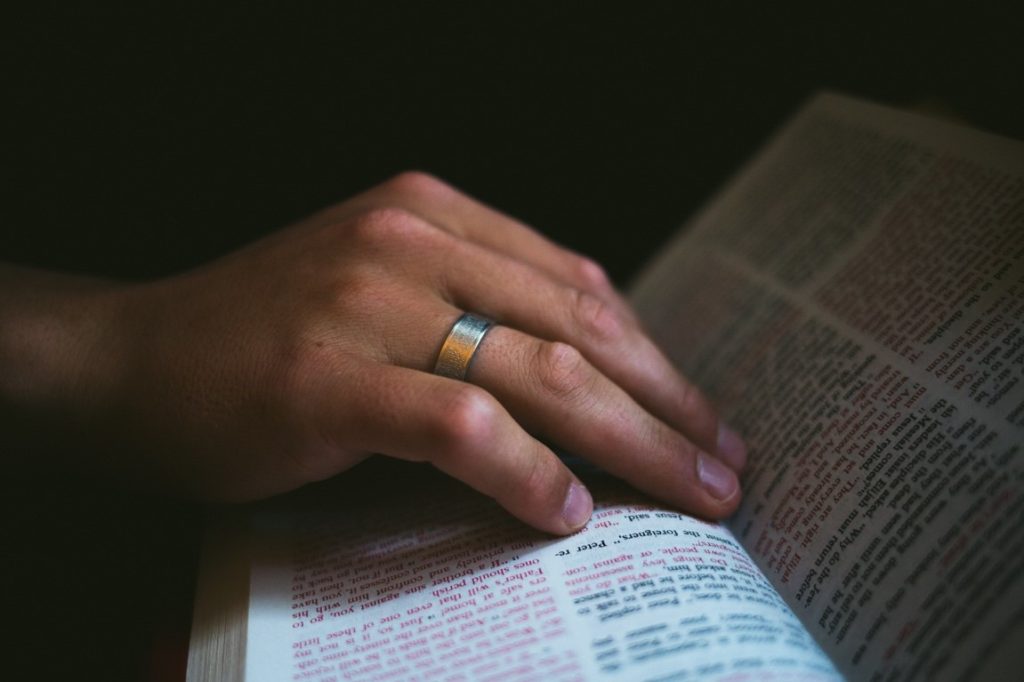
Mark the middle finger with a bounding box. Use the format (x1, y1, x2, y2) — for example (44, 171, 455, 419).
(424, 229, 733, 466)
(468, 325, 741, 519)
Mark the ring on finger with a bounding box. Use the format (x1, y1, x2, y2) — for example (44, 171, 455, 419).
(433, 313, 494, 381)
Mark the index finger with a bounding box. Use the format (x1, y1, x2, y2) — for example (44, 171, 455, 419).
(321, 172, 635, 317)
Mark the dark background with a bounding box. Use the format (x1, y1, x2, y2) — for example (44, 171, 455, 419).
(3, 3, 1022, 680)
(4, 3, 1023, 284)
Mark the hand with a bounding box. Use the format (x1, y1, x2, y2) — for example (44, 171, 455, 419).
(0, 172, 746, 534)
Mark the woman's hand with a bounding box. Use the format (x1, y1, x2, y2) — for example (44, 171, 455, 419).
(0, 172, 746, 534)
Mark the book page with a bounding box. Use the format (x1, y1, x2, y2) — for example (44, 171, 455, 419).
(631, 93, 1024, 681)
(187, 512, 249, 682)
(244, 464, 840, 682)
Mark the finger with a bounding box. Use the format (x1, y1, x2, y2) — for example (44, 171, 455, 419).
(320, 171, 638, 321)
(433, 234, 740, 467)
(313, 361, 593, 535)
(371, 218, 744, 472)
(468, 326, 741, 520)
(333, 208, 744, 472)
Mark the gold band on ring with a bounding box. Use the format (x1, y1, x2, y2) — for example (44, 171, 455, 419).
(433, 313, 493, 381)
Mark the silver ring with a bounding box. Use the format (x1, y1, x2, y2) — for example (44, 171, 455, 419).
(433, 313, 493, 381)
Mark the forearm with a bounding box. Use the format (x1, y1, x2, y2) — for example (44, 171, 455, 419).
(0, 264, 130, 466)
(0, 173, 745, 527)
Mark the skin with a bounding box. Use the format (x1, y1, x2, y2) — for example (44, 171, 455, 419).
(0, 172, 746, 535)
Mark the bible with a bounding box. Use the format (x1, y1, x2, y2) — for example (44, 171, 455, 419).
(186, 93, 1024, 682)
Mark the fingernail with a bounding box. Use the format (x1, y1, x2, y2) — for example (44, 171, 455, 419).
(697, 452, 739, 501)
(717, 423, 748, 472)
(561, 481, 593, 530)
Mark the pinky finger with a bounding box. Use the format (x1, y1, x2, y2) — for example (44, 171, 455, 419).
(323, 363, 594, 535)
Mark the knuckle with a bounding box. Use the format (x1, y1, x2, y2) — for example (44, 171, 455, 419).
(534, 341, 592, 402)
(575, 256, 611, 289)
(572, 289, 623, 341)
(617, 398, 674, 464)
(383, 170, 452, 199)
(678, 380, 709, 421)
(347, 206, 428, 246)
(434, 385, 500, 455)
(519, 453, 556, 509)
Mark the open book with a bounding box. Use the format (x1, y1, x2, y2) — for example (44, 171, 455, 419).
(187, 93, 1024, 682)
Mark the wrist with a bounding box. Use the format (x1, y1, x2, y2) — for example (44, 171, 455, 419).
(0, 265, 134, 461)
